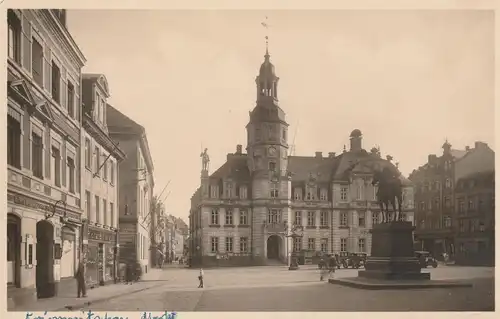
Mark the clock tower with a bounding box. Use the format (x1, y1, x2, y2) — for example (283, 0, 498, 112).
(246, 47, 291, 264)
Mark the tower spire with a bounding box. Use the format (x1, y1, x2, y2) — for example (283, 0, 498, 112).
(261, 16, 270, 59)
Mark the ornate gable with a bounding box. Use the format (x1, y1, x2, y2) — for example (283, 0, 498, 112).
(35, 101, 54, 124)
(9, 79, 36, 106)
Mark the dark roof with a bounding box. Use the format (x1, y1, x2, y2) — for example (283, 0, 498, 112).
(350, 129, 362, 138)
(450, 149, 467, 159)
(288, 156, 336, 183)
(106, 103, 144, 134)
(456, 170, 494, 182)
(249, 103, 287, 124)
(210, 154, 251, 181)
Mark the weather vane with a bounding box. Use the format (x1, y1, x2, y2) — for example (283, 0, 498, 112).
(261, 16, 270, 53)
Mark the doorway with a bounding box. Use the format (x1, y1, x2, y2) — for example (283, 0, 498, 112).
(36, 220, 55, 298)
(267, 235, 281, 260)
(7, 214, 21, 287)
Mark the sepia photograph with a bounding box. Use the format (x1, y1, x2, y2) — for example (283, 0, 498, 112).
(4, 4, 495, 313)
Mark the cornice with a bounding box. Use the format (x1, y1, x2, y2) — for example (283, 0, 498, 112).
(83, 114, 126, 161)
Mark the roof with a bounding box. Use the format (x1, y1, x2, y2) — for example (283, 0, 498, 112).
(450, 149, 467, 159)
(288, 156, 336, 183)
(210, 154, 251, 181)
(456, 170, 494, 183)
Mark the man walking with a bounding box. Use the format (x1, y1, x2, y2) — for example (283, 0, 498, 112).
(75, 261, 87, 298)
(198, 268, 204, 288)
(328, 255, 338, 279)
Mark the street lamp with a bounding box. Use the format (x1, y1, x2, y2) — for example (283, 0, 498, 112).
(283, 221, 304, 271)
(45, 199, 68, 224)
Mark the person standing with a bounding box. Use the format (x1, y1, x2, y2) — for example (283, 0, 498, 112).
(198, 268, 204, 288)
(328, 255, 338, 279)
(75, 261, 87, 298)
(319, 257, 328, 281)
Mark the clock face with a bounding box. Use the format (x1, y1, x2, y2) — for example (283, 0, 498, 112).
(268, 147, 277, 157)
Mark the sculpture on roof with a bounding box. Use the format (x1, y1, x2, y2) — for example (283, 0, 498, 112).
(200, 148, 210, 171)
(372, 164, 404, 223)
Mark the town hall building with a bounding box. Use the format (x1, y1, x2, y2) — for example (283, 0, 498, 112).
(189, 47, 415, 267)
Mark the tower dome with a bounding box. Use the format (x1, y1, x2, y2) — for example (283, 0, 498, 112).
(350, 129, 362, 138)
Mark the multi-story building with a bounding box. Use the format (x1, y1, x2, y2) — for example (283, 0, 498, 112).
(454, 142, 494, 265)
(188, 48, 414, 267)
(106, 105, 155, 274)
(7, 9, 86, 306)
(81, 73, 126, 287)
(409, 141, 494, 261)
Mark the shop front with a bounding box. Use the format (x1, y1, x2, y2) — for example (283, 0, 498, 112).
(85, 226, 117, 287)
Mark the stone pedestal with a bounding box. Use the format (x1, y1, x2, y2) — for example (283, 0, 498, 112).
(358, 221, 429, 280)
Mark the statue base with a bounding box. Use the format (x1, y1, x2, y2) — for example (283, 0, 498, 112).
(329, 221, 471, 289)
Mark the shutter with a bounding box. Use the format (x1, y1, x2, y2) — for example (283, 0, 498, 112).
(43, 47, 51, 92)
(61, 70, 67, 110)
(21, 16, 31, 73)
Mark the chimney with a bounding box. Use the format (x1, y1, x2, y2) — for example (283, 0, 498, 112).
(315, 152, 322, 158)
(349, 129, 362, 152)
(428, 154, 437, 164)
(328, 152, 336, 158)
(465, 146, 470, 151)
(236, 144, 242, 154)
(475, 141, 487, 149)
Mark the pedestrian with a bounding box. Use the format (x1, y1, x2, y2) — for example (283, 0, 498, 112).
(75, 261, 87, 298)
(125, 260, 133, 285)
(328, 255, 337, 279)
(319, 258, 328, 281)
(198, 268, 204, 288)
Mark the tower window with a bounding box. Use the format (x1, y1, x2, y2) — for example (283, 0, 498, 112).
(269, 161, 276, 172)
(282, 128, 286, 141)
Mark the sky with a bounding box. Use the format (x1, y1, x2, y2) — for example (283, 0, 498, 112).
(67, 9, 494, 222)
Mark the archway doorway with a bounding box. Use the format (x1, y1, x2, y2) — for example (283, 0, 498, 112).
(36, 220, 55, 298)
(267, 235, 281, 260)
(7, 214, 21, 287)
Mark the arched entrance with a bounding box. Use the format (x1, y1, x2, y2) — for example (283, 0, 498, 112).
(267, 235, 281, 260)
(36, 220, 55, 298)
(7, 214, 21, 287)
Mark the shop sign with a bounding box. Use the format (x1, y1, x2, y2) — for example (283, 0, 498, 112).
(88, 228, 114, 242)
(8, 193, 81, 221)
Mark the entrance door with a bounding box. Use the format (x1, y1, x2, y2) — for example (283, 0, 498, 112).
(267, 235, 280, 259)
(36, 220, 55, 298)
(7, 214, 21, 286)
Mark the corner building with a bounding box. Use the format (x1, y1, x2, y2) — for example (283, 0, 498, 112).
(189, 50, 415, 267)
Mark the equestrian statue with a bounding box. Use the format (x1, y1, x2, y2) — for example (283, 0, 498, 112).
(372, 166, 404, 223)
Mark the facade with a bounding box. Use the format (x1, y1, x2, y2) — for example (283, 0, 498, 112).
(409, 141, 494, 262)
(7, 9, 86, 306)
(81, 74, 126, 287)
(189, 49, 415, 267)
(106, 105, 155, 274)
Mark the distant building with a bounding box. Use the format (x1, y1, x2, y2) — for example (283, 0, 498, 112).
(81, 73, 125, 287)
(106, 105, 155, 274)
(189, 48, 415, 267)
(409, 140, 494, 263)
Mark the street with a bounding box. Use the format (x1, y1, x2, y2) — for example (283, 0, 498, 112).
(69, 265, 494, 311)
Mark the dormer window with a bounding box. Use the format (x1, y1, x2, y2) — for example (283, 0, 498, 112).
(210, 185, 219, 198)
(225, 182, 233, 198)
(306, 186, 316, 201)
(320, 188, 327, 201)
(294, 188, 302, 201)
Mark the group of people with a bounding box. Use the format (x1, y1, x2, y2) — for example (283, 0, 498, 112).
(318, 255, 338, 281)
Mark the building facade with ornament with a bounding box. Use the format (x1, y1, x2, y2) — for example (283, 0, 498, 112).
(189, 48, 415, 267)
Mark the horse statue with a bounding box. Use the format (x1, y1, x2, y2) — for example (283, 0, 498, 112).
(372, 166, 404, 223)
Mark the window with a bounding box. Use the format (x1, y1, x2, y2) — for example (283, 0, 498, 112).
(211, 209, 219, 225)
(103, 155, 108, 180)
(372, 212, 379, 225)
(320, 211, 328, 227)
(373, 186, 378, 200)
(7, 115, 21, 168)
(356, 184, 363, 200)
(320, 188, 327, 201)
(458, 199, 465, 213)
(67, 157, 75, 193)
(293, 237, 302, 252)
(240, 237, 248, 253)
(267, 209, 279, 224)
(468, 198, 475, 211)
(110, 161, 115, 184)
(358, 238, 366, 252)
(255, 127, 261, 141)
(95, 195, 100, 224)
(210, 185, 219, 198)
(66, 81, 75, 117)
(294, 211, 302, 226)
(31, 37, 44, 87)
(459, 220, 465, 233)
(294, 188, 302, 200)
(226, 237, 233, 252)
(269, 161, 276, 172)
(358, 212, 366, 227)
(103, 199, 107, 226)
(434, 181, 440, 190)
(31, 132, 44, 178)
(308, 238, 315, 250)
(239, 209, 248, 225)
(51, 61, 61, 103)
(94, 147, 100, 175)
(84, 138, 91, 168)
(270, 183, 279, 198)
(340, 187, 348, 201)
(7, 10, 21, 63)
(340, 238, 347, 252)
(445, 196, 451, 208)
(419, 201, 425, 211)
(110, 202, 114, 228)
(320, 238, 328, 253)
(211, 237, 219, 253)
(85, 191, 91, 219)
(434, 198, 440, 210)
(282, 128, 286, 141)
(239, 186, 247, 199)
(51, 146, 61, 187)
(307, 211, 315, 226)
(225, 209, 233, 225)
(340, 212, 348, 227)
(443, 216, 452, 228)
(306, 187, 315, 201)
(445, 179, 452, 188)
(225, 182, 233, 198)
(96, 96, 101, 122)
